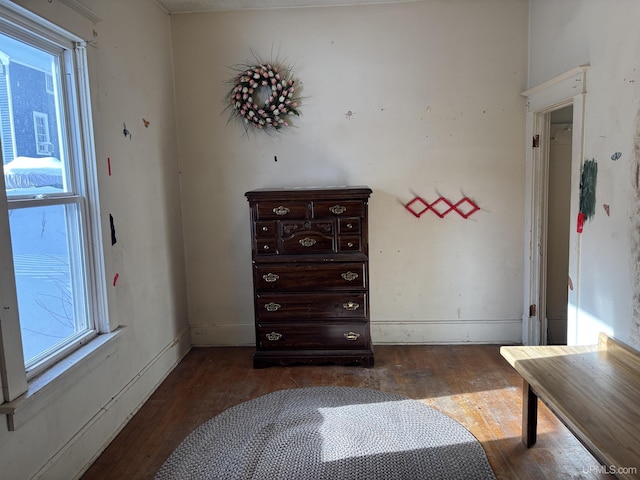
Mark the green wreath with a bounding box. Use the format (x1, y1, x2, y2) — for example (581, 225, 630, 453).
(227, 62, 301, 132)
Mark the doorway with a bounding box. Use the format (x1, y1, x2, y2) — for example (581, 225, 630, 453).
(521, 65, 588, 346)
(545, 106, 573, 345)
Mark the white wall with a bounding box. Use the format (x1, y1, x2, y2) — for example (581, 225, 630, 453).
(171, 0, 529, 346)
(529, 0, 640, 347)
(0, 1, 190, 478)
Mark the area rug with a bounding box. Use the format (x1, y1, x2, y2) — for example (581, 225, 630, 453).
(156, 386, 496, 480)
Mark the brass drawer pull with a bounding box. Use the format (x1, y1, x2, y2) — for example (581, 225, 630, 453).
(329, 204, 347, 215)
(265, 302, 281, 312)
(263, 245, 270, 250)
(341, 271, 359, 282)
(262, 226, 269, 232)
(343, 302, 360, 311)
(266, 332, 283, 341)
(344, 332, 360, 341)
(346, 223, 353, 229)
(347, 242, 354, 248)
(273, 206, 290, 216)
(299, 237, 317, 247)
(262, 273, 279, 282)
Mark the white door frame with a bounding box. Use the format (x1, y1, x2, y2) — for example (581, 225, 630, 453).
(521, 65, 589, 346)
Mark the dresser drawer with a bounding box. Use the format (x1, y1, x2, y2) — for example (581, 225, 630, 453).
(314, 200, 365, 218)
(255, 221, 276, 236)
(255, 263, 366, 291)
(280, 230, 336, 254)
(339, 217, 361, 233)
(256, 201, 310, 220)
(256, 238, 277, 255)
(256, 323, 370, 350)
(338, 235, 361, 253)
(257, 292, 367, 320)
(279, 220, 336, 254)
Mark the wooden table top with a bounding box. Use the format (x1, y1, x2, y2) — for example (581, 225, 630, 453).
(501, 337, 640, 477)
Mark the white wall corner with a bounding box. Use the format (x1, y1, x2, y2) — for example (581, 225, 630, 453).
(190, 323, 255, 347)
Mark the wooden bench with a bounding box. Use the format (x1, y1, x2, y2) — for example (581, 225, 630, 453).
(500, 333, 640, 479)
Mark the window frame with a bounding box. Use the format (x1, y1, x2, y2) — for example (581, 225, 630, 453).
(0, 2, 108, 402)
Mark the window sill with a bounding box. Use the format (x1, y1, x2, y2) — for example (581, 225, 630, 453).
(0, 327, 125, 431)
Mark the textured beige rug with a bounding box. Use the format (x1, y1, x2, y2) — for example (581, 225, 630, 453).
(156, 386, 496, 480)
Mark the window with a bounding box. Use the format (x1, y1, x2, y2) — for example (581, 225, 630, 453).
(0, 3, 107, 401)
(33, 111, 52, 154)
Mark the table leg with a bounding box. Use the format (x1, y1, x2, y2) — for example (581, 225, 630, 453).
(522, 378, 538, 447)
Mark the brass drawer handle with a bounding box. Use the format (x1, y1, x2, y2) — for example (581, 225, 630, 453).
(346, 223, 353, 229)
(347, 242, 354, 248)
(329, 204, 347, 215)
(344, 332, 360, 341)
(299, 237, 317, 247)
(341, 271, 359, 282)
(343, 302, 360, 311)
(262, 226, 269, 232)
(263, 245, 270, 250)
(266, 332, 283, 341)
(262, 273, 279, 282)
(273, 206, 290, 216)
(265, 302, 281, 312)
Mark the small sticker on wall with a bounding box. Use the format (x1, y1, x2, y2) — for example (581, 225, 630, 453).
(110, 214, 117, 245)
(577, 212, 585, 233)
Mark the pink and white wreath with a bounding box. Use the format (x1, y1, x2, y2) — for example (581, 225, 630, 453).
(227, 62, 301, 132)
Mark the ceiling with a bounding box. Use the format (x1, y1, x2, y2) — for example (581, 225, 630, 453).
(156, 0, 417, 13)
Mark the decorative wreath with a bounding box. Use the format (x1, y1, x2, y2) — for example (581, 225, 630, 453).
(226, 61, 301, 133)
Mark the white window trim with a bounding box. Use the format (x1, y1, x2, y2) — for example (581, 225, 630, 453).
(0, 1, 109, 420)
(0, 327, 124, 431)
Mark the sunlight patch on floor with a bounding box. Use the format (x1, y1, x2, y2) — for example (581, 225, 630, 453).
(317, 399, 472, 462)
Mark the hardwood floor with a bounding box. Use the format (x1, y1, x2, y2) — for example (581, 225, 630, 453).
(81, 345, 614, 479)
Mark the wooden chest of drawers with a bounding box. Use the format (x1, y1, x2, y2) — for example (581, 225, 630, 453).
(245, 186, 373, 368)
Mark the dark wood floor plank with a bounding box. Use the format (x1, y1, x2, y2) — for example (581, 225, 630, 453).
(81, 345, 614, 480)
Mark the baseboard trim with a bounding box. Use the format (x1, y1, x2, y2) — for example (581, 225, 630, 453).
(371, 319, 522, 344)
(190, 320, 522, 346)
